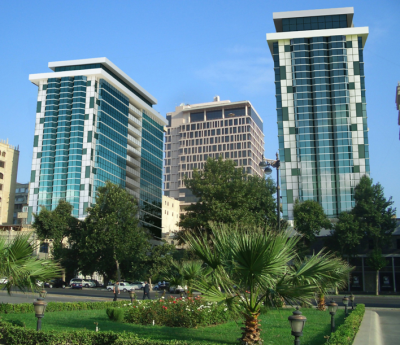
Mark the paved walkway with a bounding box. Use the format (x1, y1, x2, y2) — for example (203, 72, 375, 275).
(353, 307, 400, 345)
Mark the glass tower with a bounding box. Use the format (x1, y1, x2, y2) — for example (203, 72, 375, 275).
(267, 8, 370, 220)
(28, 58, 167, 238)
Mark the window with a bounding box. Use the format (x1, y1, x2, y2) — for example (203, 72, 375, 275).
(39, 243, 49, 254)
(0, 173, 3, 179)
(0, 184, 2, 191)
(0, 161, 4, 168)
(1, 152, 5, 157)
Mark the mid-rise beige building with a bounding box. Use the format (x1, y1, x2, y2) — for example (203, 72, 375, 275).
(164, 97, 264, 216)
(0, 139, 19, 225)
(162, 195, 180, 243)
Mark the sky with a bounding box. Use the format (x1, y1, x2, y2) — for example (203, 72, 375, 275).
(0, 0, 399, 211)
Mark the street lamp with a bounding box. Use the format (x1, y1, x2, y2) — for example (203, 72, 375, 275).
(39, 289, 47, 299)
(259, 153, 281, 231)
(128, 290, 136, 303)
(33, 298, 47, 331)
(288, 307, 307, 345)
(342, 296, 349, 316)
(327, 300, 338, 333)
(350, 294, 355, 310)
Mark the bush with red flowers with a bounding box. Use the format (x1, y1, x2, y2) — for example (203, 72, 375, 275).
(122, 296, 236, 328)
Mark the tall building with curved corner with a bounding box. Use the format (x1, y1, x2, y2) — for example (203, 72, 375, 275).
(27, 58, 167, 238)
(267, 7, 370, 220)
(164, 97, 264, 217)
(396, 82, 400, 140)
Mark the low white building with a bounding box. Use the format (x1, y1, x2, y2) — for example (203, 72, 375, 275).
(162, 195, 180, 244)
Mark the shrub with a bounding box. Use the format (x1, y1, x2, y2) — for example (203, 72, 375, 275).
(0, 320, 225, 345)
(0, 300, 127, 314)
(123, 296, 237, 328)
(326, 304, 365, 345)
(107, 307, 125, 322)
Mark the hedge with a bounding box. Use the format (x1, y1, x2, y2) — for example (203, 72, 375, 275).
(0, 321, 225, 345)
(0, 300, 128, 314)
(326, 303, 365, 345)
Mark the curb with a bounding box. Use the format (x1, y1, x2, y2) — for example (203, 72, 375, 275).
(353, 309, 383, 345)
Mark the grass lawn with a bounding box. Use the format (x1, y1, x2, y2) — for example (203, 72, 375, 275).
(0, 307, 346, 345)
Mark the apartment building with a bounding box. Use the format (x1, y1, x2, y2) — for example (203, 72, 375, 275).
(164, 97, 264, 215)
(27, 58, 167, 238)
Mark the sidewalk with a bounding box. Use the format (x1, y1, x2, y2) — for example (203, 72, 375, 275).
(353, 307, 400, 345)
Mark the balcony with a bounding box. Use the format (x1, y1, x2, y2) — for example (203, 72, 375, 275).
(129, 104, 142, 117)
(127, 134, 141, 148)
(126, 165, 140, 178)
(126, 155, 140, 168)
(126, 187, 140, 200)
(128, 123, 142, 137)
(127, 145, 141, 158)
(129, 114, 142, 128)
(126, 176, 140, 189)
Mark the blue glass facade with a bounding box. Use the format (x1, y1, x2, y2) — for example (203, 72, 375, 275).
(272, 31, 369, 219)
(94, 79, 128, 200)
(139, 113, 163, 238)
(38, 76, 87, 217)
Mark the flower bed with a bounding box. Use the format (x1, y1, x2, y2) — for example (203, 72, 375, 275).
(110, 296, 236, 328)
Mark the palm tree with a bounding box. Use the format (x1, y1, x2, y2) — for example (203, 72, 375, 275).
(166, 260, 209, 295)
(185, 223, 352, 345)
(0, 233, 61, 294)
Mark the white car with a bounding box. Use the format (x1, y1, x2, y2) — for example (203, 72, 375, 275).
(130, 281, 145, 290)
(107, 282, 135, 292)
(169, 285, 187, 294)
(69, 278, 96, 288)
(0, 278, 8, 284)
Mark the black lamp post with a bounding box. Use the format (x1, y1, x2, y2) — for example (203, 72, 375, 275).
(128, 290, 136, 303)
(39, 289, 47, 299)
(288, 307, 307, 345)
(33, 298, 47, 331)
(327, 300, 338, 333)
(350, 294, 355, 310)
(342, 296, 349, 316)
(259, 153, 281, 231)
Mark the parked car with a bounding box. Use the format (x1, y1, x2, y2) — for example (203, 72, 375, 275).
(0, 278, 8, 284)
(88, 279, 102, 287)
(69, 278, 95, 288)
(71, 281, 83, 289)
(153, 281, 169, 290)
(129, 281, 145, 290)
(169, 285, 187, 294)
(107, 282, 135, 292)
(44, 279, 66, 288)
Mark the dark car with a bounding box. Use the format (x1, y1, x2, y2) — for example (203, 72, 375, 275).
(44, 279, 66, 288)
(88, 279, 102, 287)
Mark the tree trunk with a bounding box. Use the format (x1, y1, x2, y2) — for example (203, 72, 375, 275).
(376, 270, 379, 296)
(317, 293, 326, 311)
(240, 312, 262, 345)
(116, 259, 121, 282)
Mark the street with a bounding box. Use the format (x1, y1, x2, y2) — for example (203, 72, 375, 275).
(2, 288, 400, 308)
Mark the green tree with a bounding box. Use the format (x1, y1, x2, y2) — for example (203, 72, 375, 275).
(186, 223, 352, 345)
(352, 175, 396, 250)
(367, 249, 387, 296)
(293, 199, 331, 243)
(32, 200, 79, 252)
(326, 211, 363, 258)
(32, 200, 83, 280)
(83, 182, 149, 286)
(179, 157, 279, 239)
(138, 242, 175, 286)
(0, 234, 61, 294)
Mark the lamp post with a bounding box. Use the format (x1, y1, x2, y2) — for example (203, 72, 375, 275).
(39, 289, 47, 299)
(259, 153, 281, 231)
(288, 307, 307, 345)
(33, 298, 47, 331)
(327, 300, 338, 333)
(350, 294, 355, 310)
(342, 296, 349, 316)
(128, 290, 136, 303)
